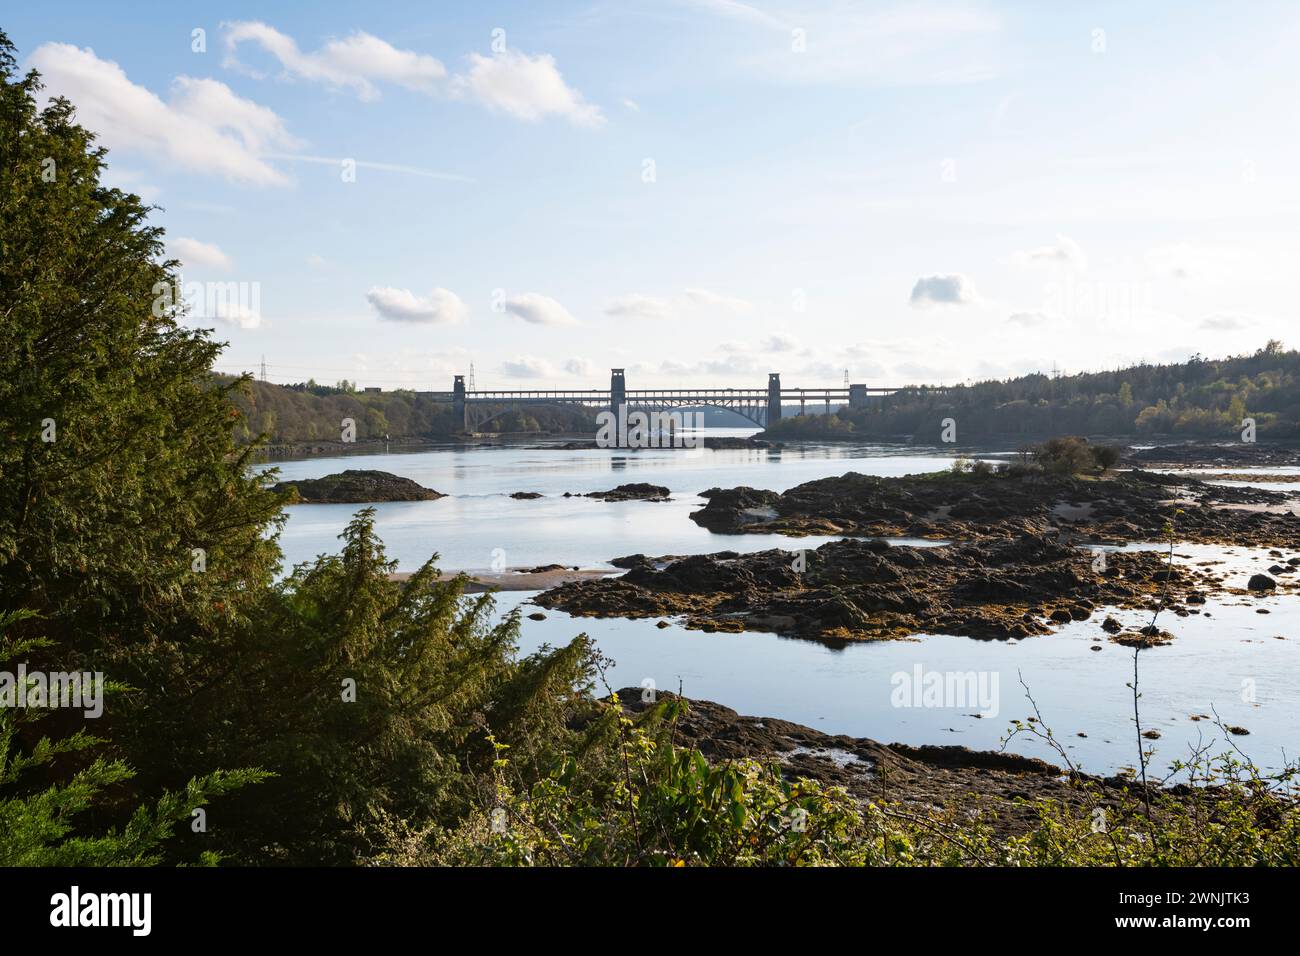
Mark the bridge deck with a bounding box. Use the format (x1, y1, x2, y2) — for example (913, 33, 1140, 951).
(460, 387, 904, 402)
(437, 371, 946, 431)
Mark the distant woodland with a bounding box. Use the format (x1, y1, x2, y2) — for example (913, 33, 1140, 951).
(766, 343, 1300, 443)
(222, 377, 600, 444)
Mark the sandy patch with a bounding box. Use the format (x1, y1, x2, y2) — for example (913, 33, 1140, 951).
(389, 568, 618, 592)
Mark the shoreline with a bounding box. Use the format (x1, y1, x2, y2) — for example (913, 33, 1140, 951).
(389, 567, 617, 593)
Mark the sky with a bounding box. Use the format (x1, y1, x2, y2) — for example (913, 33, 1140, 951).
(7, 1, 1300, 390)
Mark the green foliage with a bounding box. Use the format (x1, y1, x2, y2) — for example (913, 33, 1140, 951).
(382, 692, 1300, 867)
(139, 509, 600, 864)
(764, 412, 857, 440)
(383, 696, 871, 867)
(768, 345, 1300, 441)
(223, 378, 461, 445)
(224, 378, 601, 446)
(0, 34, 284, 655)
(1031, 436, 1119, 475)
(0, 611, 267, 866)
(0, 35, 601, 867)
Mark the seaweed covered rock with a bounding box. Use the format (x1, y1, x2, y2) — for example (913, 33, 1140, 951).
(537, 533, 1220, 645)
(273, 470, 444, 504)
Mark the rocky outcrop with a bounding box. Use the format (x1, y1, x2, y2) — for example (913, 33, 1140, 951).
(538, 533, 1220, 644)
(581, 483, 672, 502)
(273, 470, 443, 504)
(687, 468, 1299, 547)
(615, 689, 1120, 837)
(1125, 442, 1300, 468)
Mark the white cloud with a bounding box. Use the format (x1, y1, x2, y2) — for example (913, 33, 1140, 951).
(102, 166, 160, 203)
(170, 237, 232, 271)
(505, 293, 578, 326)
(605, 293, 673, 321)
(700, 353, 766, 375)
(366, 287, 467, 324)
(222, 22, 600, 127)
(28, 43, 299, 185)
(262, 153, 474, 183)
(223, 21, 446, 100)
(502, 356, 556, 378)
(1006, 310, 1052, 327)
(1199, 313, 1253, 331)
(1144, 243, 1243, 280)
(564, 357, 596, 376)
(895, 360, 963, 382)
(454, 50, 604, 126)
(622, 98, 641, 112)
(1011, 235, 1087, 272)
(212, 301, 260, 329)
(909, 274, 981, 307)
(761, 334, 800, 352)
(682, 288, 754, 314)
(605, 288, 753, 321)
(654, 352, 766, 377)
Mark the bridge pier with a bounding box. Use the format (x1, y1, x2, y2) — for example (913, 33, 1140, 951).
(609, 368, 627, 446)
(610, 368, 626, 419)
(453, 375, 467, 431)
(849, 383, 868, 409)
(767, 373, 782, 425)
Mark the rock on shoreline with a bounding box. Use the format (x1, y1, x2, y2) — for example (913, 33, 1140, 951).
(1125, 442, 1300, 468)
(538, 533, 1222, 644)
(273, 469, 444, 504)
(689, 469, 1299, 547)
(575, 483, 672, 502)
(614, 688, 1118, 837)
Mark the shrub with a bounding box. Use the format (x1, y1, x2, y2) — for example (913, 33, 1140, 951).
(1031, 436, 1120, 475)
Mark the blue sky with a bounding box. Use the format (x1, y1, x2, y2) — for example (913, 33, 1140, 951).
(8, 1, 1300, 389)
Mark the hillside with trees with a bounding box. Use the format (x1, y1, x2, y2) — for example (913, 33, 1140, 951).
(766, 343, 1300, 443)
(223, 377, 600, 446)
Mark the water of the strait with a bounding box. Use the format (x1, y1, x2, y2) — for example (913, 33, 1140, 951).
(267, 435, 1299, 776)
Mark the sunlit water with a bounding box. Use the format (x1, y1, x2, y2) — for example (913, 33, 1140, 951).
(1152, 466, 1300, 495)
(268, 433, 975, 572)
(506, 591, 1298, 778)
(268, 436, 1300, 776)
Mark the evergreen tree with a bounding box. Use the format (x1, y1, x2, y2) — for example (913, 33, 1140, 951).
(0, 30, 284, 660)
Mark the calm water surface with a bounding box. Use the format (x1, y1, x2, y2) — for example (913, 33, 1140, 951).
(269, 433, 972, 572)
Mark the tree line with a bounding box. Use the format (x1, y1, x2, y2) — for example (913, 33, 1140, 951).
(768, 342, 1300, 442)
(224, 377, 599, 444)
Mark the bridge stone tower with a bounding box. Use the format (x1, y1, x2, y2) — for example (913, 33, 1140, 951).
(849, 383, 868, 409)
(610, 368, 626, 418)
(452, 375, 467, 431)
(766, 373, 782, 425)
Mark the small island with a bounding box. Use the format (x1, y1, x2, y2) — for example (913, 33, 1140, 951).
(571, 483, 672, 502)
(272, 469, 445, 504)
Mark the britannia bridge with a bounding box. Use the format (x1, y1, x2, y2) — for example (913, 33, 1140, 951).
(429, 369, 908, 431)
